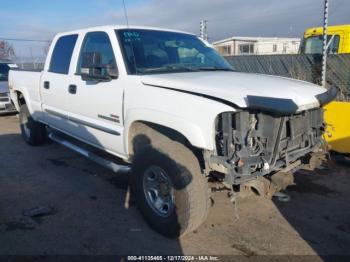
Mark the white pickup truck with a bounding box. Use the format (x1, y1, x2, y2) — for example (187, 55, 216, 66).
(9, 25, 337, 237)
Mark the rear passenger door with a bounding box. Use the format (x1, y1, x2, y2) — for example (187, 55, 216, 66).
(41, 34, 78, 131)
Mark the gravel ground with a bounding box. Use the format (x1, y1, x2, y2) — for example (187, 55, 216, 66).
(0, 114, 349, 259)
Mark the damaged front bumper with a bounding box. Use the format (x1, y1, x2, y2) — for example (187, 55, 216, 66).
(208, 107, 326, 185)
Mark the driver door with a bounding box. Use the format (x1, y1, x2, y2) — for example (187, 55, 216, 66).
(66, 31, 125, 156)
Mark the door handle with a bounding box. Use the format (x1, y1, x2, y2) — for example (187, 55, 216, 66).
(44, 81, 50, 89)
(68, 85, 77, 94)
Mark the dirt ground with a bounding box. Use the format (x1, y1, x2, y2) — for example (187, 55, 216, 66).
(0, 114, 350, 259)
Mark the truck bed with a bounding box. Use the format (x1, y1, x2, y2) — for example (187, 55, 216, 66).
(9, 69, 43, 118)
(11, 68, 43, 72)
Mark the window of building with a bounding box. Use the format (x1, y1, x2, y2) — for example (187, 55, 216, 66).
(49, 34, 78, 74)
(239, 44, 254, 55)
(283, 43, 287, 53)
(222, 45, 231, 55)
(273, 44, 278, 53)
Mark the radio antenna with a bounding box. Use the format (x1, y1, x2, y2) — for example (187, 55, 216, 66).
(121, 0, 138, 75)
(122, 0, 130, 27)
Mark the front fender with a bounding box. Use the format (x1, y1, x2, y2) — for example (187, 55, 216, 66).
(124, 108, 208, 155)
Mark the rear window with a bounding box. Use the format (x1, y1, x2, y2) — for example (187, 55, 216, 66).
(0, 63, 10, 81)
(49, 34, 78, 74)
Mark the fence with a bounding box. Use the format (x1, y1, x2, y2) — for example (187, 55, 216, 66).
(17, 62, 45, 71)
(15, 55, 350, 100)
(225, 54, 350, 100)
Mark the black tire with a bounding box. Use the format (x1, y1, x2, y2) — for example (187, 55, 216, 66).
(19, 104, 47, 146)
(131, 141, 210, 238)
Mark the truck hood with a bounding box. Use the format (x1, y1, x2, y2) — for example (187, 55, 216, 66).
(141, 71, 328, 114)
(0, 81, 9, 94)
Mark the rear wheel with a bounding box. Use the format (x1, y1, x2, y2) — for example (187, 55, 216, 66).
(132, 141, 210, 238)
(19, 104, 47, 146)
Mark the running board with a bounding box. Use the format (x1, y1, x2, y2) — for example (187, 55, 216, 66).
(48, 133, 131, 174)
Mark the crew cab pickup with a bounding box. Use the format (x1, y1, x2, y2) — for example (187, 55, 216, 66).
(9, 25, 337, 237)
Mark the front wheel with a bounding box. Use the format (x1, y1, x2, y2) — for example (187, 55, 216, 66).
(131, 142, 210, 238)
(19, 104, 47, 146)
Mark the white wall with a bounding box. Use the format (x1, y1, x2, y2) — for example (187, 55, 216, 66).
(255, 41, 300, 55)
(214, 38, 301, 56)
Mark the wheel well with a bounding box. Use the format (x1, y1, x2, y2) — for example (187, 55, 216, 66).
(16, 91, 26, 106)
(128, 121, 206, 172)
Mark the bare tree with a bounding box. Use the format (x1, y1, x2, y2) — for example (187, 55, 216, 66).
(0, 41, 16, 60)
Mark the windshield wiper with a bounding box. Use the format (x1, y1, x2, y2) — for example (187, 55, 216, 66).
(138, 65, 235, 74)
(197, 67, 235, 72)
(138, 65, 199, 74)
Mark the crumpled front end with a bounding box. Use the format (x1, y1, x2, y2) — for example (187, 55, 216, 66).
(209, 107, 325, 185)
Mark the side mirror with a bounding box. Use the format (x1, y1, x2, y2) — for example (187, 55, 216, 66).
(80, 52, 118, 82)
(106, 64, 119, 79)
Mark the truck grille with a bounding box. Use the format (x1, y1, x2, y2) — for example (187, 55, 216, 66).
(0, 92, 8, 98)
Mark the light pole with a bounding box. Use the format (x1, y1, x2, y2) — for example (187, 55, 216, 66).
(200, 20, 208, 41)
(321, 0, 329, 87)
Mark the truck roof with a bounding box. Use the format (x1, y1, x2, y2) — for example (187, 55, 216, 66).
(55, 25, 195, 38)
(304, 24, 350, 36)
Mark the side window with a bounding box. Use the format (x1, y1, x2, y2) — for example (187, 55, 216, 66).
(49, 34, 78, 74)
(77, 32, 117, 73)
(328, 35, 340, 54)
(273, 44, 278, 53)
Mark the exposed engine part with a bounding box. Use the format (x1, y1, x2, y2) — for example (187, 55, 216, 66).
(270, 172, 295, 192)
(241, 171, 295, 199)
(302, 150, 328, 171)
(210, 108, 325, 185)
(228, 187, 240, 220)
(242, 176, 272, 198)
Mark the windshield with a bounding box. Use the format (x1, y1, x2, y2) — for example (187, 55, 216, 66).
(302, 35, 340, 54)
(0, 64, 10, 82)
(116, 29, 234, 74)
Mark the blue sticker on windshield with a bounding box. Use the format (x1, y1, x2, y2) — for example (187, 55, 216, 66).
(123, 31, 141, 42)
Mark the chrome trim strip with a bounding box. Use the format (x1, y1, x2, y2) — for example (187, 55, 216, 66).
(98, 114, 120, 123)
(45, 109, 120, 136)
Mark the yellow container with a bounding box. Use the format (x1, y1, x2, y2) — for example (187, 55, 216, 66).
(324, 101, 350, 154)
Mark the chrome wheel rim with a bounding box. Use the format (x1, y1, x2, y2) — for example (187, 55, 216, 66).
(22, 114, 30, 138)
(143, 166, 175, 218)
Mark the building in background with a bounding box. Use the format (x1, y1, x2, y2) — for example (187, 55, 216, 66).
(213, 36, 301, 56)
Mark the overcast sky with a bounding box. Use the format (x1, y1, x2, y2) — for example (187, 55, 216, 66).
(0, 0, 349, 60)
